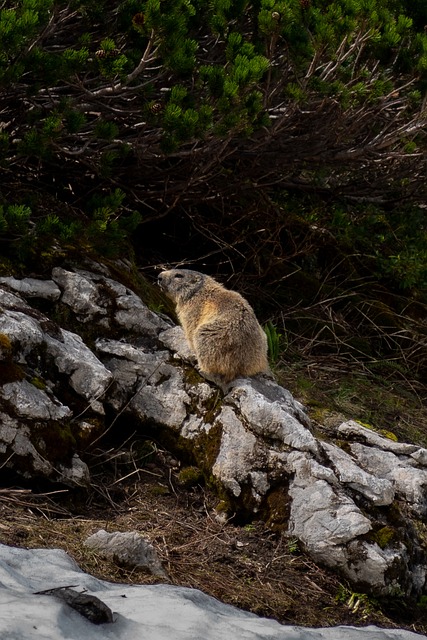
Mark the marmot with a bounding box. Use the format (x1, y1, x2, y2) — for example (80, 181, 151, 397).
(158, 269, 269, 384)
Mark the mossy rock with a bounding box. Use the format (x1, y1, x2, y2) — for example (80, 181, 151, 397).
(379, 429, 398, 442)
(177, 466, 204, 488)
(183, 368, 206, 387)
(370, 526, 396, 549)
(192, 422, 224, 470)
(30, 376, 47, 391)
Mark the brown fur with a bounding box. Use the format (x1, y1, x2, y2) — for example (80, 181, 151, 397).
(158, 269, 269, 384)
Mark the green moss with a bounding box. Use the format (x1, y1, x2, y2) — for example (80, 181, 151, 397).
(202, 391, 223, 425)
(183, 368, 206, 386)
(215, 499, 231, 514)
(379, 429, 398, 442)
(356, 420, 374, 430)
(195, 421, 223, 469)
(177, 465, 204, 488)
(30, 376, 47, 390)
(370, 526, 395, 549)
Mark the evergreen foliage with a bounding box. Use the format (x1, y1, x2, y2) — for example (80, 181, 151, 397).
(0, 0, 426, 287)
(1, 0, 425, 184)
(0, 188, 140, 263)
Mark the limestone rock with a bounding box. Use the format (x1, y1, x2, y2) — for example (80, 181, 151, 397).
(232, 375, 310, 427)
(227, 380, 317, 454)
(130, 366, 191, 429)
(52, 267, 106, 319)
(338, 420, 420, 455)
(0, 285, 112, 405)
(287, 451, 372, 549)
(350, 443, 427, 516)
(44, 329, 112, 403)
(0, 309, 45, 358)
(212, 407, 265, 499)
(113, 286, 169, 335)
(59, 454, 91, 486)
(0, 284, 108, 482)
(0, 276, 61, 301)
(0, 411, 89, 485)
(1, 380, 72, 421)
(286, 450, 413, 594)
(321, 441, 395, 506)
(52, 267, 169, 335)
(0, 413, 52, 477)
(84, 530, 167, 578)
(337, 421, 427, 515)
(96, 338, 192, 427)
(158, 325, 196, 362)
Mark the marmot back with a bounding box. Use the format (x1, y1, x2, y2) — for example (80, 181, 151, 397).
(158, 269, 269, 384)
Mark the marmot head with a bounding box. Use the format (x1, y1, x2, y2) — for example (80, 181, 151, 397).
(157, 269, 206, 303)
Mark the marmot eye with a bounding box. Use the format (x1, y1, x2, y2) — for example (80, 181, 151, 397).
(174, 273, 184, 279)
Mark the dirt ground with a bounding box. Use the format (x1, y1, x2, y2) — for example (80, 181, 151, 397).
(1, 440, 426, 636)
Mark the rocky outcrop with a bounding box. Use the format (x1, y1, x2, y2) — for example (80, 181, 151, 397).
(0, 265, 427, 599)
(0, 544, 424, 640)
